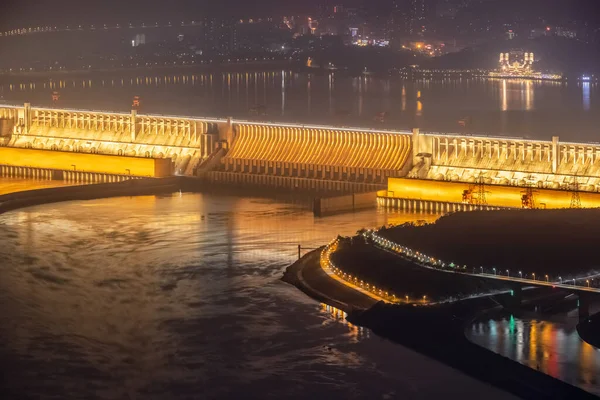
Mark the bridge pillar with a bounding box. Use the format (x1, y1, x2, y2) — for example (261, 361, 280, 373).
(552, 136, 559, 174)
(579, 293, 591, 322)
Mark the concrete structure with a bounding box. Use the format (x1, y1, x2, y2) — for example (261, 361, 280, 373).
(382, 177, 600, 211)
(3, 104, 600, 196)
(0, 147, 172, 177)
(411, 129, 600, 192)
(1, 104, 220, 176)
(223, 122, 412, 183)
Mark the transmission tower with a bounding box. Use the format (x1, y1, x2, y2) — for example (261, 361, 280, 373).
(474, 173, 490, 206)
(520, 175, 538, 209)
(569, 175, 582, 209)
(462, 173, 490, 206)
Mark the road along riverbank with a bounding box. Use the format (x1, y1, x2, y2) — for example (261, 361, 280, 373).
(283, 239, 598, 400)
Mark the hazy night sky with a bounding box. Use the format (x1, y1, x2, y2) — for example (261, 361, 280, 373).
(1, 0, 598, 29)
(0, 0, 347, 28)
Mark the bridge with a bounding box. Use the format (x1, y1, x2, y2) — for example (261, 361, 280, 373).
(1, 103, 600, 195)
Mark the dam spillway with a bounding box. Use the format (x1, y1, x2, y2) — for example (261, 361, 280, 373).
(1, 103, 600, 194)
(223, 123, 413, 183)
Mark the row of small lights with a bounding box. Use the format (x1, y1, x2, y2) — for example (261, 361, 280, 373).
(1, 19, 278, 37)
(320, 238, 428, 304)
(368, 231, 597, 289)
(1, 57, 290, 74)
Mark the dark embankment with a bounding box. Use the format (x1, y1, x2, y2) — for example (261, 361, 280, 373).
(282, 248, 378, 313)
(331, 237, 511, 302)
(378, 209, 600, 279)
(285, 236, 597, 399)
(349, 300, 596, 400)
(578, 311, 600, 348)
(0, 177, 183, 214)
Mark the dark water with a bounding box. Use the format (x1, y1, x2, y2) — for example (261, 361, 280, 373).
(468, 311, 600, 397)
(0, 193, 517, 399)
(1, 71, 598, 142)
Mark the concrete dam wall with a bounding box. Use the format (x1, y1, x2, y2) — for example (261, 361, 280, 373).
(413, 132, 600, 192)
(2, 104, 221, 176)
(2, 103, 600, 194)
(222, 123, 413, 183)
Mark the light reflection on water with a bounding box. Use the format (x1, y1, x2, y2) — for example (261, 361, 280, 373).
(0, 192, 518, 399)
(0, 177, 75, 195)
(467, 313, 600, 396)
(2, 72, 599, 140)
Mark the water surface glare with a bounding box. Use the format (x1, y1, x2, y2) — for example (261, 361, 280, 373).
(0, 193, 516, 399)
(468, 312, 600, 396)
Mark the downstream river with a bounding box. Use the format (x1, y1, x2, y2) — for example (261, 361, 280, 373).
(468, 311, 600, 397)
(0, 192, 516, 399)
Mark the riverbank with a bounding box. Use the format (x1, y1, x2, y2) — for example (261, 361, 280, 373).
(378, 209, 600, 279)
(578, 312, 600, 348)
(0, 60, 295, 79)
(282, 248, 378, 312)
(284, 243, 597, 399)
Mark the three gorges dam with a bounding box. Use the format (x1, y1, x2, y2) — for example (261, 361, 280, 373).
(3, 102, 600, 210)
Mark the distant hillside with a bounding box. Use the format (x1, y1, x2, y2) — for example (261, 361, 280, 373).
(425, 36, 600, 75)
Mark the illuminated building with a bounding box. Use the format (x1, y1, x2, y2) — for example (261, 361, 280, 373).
(490, 50, 562, 81)
(499, 50, 534, 73)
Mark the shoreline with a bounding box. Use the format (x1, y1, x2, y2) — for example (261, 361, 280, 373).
(0, 60, 295, 79)
(0, 177, 183, 215)
(283, 246, 597, 400)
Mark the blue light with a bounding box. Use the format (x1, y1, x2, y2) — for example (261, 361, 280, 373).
(581, 76, 591, 82)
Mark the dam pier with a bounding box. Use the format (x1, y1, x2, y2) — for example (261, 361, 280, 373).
(3, 103, 600, 209)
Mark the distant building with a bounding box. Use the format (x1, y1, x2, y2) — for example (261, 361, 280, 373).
(555, 27, 576, 39)
(499, 50, 534, 73)
(131, 33, 145, 47)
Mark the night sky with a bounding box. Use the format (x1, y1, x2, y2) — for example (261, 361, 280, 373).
(1, 0, 599, 29)
(0, 0, 337, 28)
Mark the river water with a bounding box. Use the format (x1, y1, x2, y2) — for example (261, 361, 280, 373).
(0, 177, 75, 195)
(468, 311, 600, 397)
(0, 192, 519, 399)
(1, 70, 599, 141)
